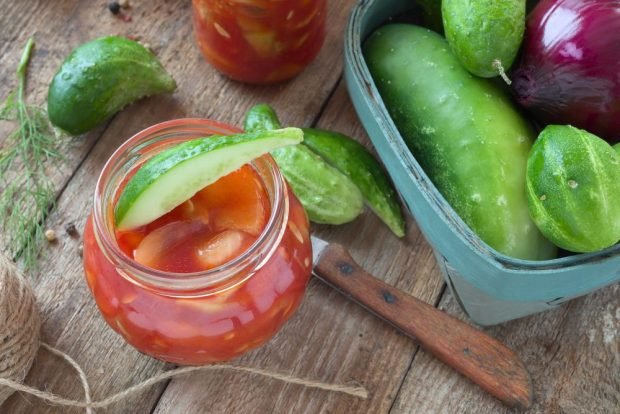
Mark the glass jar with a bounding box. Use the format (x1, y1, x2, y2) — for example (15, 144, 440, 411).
(83, 119, 312, 365)
(192, 0, 327, 84)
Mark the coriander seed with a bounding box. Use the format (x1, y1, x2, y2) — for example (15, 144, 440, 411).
(44, 229, 57, 242)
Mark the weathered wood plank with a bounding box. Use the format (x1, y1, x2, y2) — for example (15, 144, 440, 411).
(3, 0, 419, 412)
(391, 284, 620, 414)
(0, 1, 108, 258)
(10, 1, 609, 413)
(151, 81, 445, 413)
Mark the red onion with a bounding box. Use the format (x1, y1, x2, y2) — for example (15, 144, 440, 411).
(512, 0, 620, 141)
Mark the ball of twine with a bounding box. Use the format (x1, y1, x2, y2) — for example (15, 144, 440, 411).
(0, 253, 41, 405)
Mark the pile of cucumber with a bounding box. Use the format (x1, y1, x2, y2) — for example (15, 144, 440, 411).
(363, 0, 620, 258)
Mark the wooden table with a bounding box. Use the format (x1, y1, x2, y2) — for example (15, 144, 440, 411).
(1, 1, 618, 413)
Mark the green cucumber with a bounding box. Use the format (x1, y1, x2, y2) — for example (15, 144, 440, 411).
(243, 105, 364, 225)
(364, 24, 555, 260)
(442, 0, 525, 78)
(115, 128, 303, 230)
(243, 103, 282, 132)
(301, 128, 405, 237)
(527, 125, 620, 253)
(271, 145, 364, 224)
(48, 36, 176, 135)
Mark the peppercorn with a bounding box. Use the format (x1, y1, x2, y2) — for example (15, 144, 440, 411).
(64, 222, 78, 237)
(108, 1, 121, 15)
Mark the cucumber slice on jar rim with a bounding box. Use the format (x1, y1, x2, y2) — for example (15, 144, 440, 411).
(114, 127, 303, 231)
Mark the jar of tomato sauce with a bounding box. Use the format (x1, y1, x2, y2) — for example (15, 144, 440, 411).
(192, 0, 327, 83)
(83, 119, 312, 365)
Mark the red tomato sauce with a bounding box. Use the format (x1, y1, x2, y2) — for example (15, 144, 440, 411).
(83, 164, 312, 364)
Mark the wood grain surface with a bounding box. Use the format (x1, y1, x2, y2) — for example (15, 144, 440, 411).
(1, 1, 618, 413)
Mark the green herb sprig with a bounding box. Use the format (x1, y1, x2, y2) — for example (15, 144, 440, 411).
(0, 38, 64, 270)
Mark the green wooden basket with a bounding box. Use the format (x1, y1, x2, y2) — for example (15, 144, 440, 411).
(343, 0, 620, 325)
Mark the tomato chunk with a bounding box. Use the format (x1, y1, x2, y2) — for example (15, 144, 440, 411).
(196, 165, 269, 236)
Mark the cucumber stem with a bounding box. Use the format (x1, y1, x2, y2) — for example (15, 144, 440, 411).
(493, 59, 512, 86)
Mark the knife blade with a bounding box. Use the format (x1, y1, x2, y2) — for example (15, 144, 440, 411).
(310, 235, 532, 409)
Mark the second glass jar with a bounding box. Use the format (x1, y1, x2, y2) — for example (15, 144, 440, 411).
(192, 0, 327, 84)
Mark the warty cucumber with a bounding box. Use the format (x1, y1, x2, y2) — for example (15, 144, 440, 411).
(364, 24, 555, 260)
(442, 0, 525, 78)
(527, 125, 620, 253)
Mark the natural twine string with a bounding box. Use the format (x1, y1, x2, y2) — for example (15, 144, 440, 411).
(40, 342, 93, 414)
(0, 254, 368, 412)
(0, 353, 368, 409)
(0, 253, 41, 406)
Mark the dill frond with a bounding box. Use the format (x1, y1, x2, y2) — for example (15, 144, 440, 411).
(0, 38, 65, 270)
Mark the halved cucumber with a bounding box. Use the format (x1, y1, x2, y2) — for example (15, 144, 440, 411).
(244, 104, 403, 234)
(48, 36, 176, 135)
(243, 104, 365, 225)
(115, 127, 303, 230)
(301, 128, 405, 237)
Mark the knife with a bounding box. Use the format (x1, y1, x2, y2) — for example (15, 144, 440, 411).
(310, 236, 533, 409)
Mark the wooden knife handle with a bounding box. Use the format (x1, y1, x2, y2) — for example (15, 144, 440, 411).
(314, 242, 533, 409)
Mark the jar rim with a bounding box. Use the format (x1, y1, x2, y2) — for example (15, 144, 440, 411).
(92, 118, 289, 296)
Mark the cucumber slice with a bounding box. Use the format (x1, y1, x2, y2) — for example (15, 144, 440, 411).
(114, 127, 303, 230)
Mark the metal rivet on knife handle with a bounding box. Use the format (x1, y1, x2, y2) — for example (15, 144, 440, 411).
(337, 262, 354, 275)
